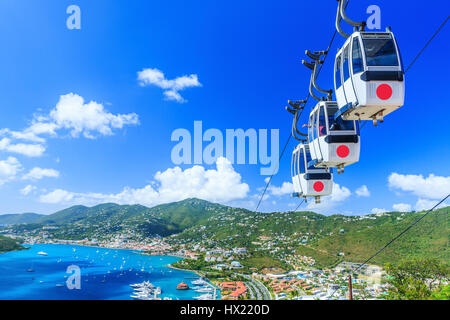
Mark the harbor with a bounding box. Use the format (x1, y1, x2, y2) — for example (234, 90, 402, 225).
(0, 244, 219, 300)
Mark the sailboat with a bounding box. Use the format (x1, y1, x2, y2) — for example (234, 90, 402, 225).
(27, 262, 35, 272)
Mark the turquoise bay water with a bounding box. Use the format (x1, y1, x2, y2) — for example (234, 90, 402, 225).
(0, 244, 207, 300)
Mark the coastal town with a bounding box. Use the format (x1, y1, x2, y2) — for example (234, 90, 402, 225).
(1, 227, 390, 300)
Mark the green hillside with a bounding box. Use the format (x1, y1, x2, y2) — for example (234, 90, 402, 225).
(306, 207, 449, 267)
(10, 199, 236, 239)
(4, 199, 449, 268)
(148, 198, 232, 229)
(0, 213, 43, 225)
(171, 205, 449, 267)
(0, 235, 25, 253)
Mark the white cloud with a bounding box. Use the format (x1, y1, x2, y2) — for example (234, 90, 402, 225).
(40, 189, 74, 204)
(22, 167, 59, 180)
(20, 185, 37, 195)
(0, 138, 45, 157)
(137, 68, 201, 103)
(0, 93, 139, 157)
(355, 185, 370, 197)
(307, 183, 351, 212)
(268, 182, 294, 196)
(388, 173, 450, 200)
(371, 208, 387, 214)
(39, 157, 249, 206)
(392, 203, 412, 212)
(49, 93, 139, 139)
(0, 157, 22, 185)
(414, 198, 448, 212)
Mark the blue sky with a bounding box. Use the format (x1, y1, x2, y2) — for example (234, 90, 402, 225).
(0, 0, 449, 215)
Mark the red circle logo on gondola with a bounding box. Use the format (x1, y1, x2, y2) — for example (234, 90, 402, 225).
(337, 145, 350, 158)
(376, 84, 392, 100)
(313, 181, 324, 192)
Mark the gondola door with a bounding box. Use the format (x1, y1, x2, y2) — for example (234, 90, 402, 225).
(313, 107, 325, 164)
(342, 44, 357, 107)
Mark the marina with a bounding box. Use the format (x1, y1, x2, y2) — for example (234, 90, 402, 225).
(0, 244, 220, 300)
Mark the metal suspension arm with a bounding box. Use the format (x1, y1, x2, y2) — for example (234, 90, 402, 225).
(339, 0, 365, 28)
(302, 53, 333, 101)
(308, 65, 323, 102)
(285, 100, 308, 142)
(293, 109, 308, 142)
(336, 0, 350, 38)
(312, 60, 333, 99)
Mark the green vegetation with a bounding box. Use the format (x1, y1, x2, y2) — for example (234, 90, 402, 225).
(0, 235, 25, 253)
(0, 213, 43, 225)
(307, 208, 449, 267)
(384, 258, 449, 300)
(3, 199, 448, 270)
(241, 255, 288, 273)
(296, 246, 341, 268)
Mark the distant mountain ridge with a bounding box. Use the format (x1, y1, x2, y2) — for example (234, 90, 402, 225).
(3, 198, 448, 267)
(0, 213, 44, 225)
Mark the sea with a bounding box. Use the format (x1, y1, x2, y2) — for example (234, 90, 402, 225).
(0, 244, 214, 300)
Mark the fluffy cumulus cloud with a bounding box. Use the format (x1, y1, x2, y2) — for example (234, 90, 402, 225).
(0, 93, 139, 157)
(268, 182, 294, 196)
(388, 173, 450, 211)
(392, 203, 412, 212)
(22, 167, 60, 180)
(355, 185, 370, 197)
(39, 157, 249, 207)
(0, 157, 22, 185)
(0, 138, 45, 157)
(388, 173, 450, 200)
(414, 198, 447, 212)
(371, 208, 387, 214)
(40, 189, 75, 204)
(137, 68, 201, 103)
(48, 93, 139, 139)
(20, 185, 37, 195)
(307, 183, 351, 212)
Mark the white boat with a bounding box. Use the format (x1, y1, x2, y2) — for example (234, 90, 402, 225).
(191, 286, 205, 290)
(193, 294, 214, 300)
(37, 251, 48, 256)
(195, 287, 213, 293)
(191, 279, 207, 285)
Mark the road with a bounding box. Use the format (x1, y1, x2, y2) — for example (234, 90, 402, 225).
(239, 274, 272, 300)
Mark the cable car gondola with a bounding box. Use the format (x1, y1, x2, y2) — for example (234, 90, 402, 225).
(334, 0, 405, 125)
(301, 50, 361, 173)
(291, 143, 333, 204)
(307, 101, 360, 174)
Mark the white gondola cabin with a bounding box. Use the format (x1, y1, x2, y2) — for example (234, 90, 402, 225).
(334, 30, 405, 125)
(291, 144, 333, 203)
(307, 101, 360, 173)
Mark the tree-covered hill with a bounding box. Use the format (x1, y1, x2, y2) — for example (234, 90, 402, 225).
(0, 213, 43, 225)
(4, 198, 448, 267)
(303, 207, 449, 267)
(171, 205, 449, 267)
(0, 235, 24, 253)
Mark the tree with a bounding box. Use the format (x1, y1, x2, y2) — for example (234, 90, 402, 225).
(384, 258, 449, 300)
(432, 284, 450, 300)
